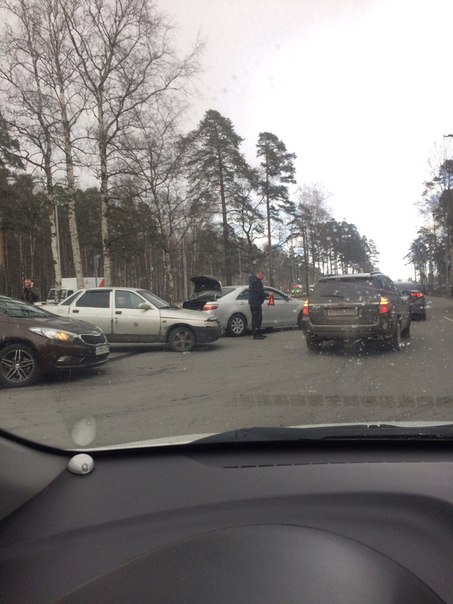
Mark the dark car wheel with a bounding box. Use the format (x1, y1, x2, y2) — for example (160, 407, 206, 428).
(306, 335, 322, 351)
(0, 343, 39, 387)
(226, 313, 247, 337)
(168, 327, 196, 352)
(387, 321, 401, 351)
(420, 311, 426, 321)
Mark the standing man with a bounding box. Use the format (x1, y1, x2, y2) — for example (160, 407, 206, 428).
(248, 270, 266, 340)
(22, 278, 39, 304)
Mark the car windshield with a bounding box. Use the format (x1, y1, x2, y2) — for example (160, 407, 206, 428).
(0, 0, 452, 451)
(137, 290, 173, 309)
(0, 297, 53, 319)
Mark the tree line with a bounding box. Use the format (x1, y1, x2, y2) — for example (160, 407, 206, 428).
(0, 0, 378, 302)
(407, 155, 453, 288)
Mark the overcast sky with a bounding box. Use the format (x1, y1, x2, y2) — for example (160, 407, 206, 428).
(157, 0, 453, 280)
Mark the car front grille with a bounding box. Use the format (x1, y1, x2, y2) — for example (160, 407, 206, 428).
(80, 333, 107, 345)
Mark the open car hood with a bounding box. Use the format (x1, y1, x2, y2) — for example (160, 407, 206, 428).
(190, 275, 222, 293)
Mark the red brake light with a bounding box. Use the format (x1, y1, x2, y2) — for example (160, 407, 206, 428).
(303, 299, 310, 316)
(378, 296, 391, 314)
(203, 303, 219, 311)
(410, 292, 423, 298)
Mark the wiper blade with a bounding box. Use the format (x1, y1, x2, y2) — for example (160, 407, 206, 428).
(191, 424, 453, 444)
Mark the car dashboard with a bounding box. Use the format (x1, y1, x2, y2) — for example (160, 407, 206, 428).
(1, 433, 453, 603)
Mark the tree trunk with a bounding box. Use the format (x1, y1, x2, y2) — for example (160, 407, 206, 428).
(217, 146, 232, 285)
(97, 97, 112, 286)
(59, 86, 84, 289)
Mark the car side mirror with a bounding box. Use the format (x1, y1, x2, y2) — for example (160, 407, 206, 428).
(138, 303, 151, 310)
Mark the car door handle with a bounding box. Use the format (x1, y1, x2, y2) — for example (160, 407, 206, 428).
(115, 311, 122, 315)
(72, 309, 79, 313)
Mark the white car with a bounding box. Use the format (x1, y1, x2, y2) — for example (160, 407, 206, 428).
(48, 288, 222, 352)
(188, 284, 304, 336)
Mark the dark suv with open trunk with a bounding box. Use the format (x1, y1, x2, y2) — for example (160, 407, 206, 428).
(300, 272, 411, 351)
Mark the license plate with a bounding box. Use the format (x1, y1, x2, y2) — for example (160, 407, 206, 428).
(95, 344, 110, 356)
(327, 308, 358, 317)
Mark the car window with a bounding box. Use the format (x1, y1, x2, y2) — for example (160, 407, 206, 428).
(218, 287, 236, 297)
(0, 298, 53, 318)
(115, 290, 145, 309)
(268, 289, 287, 301)
(313, 278, 379, 301)
(76, 291, 111, 308)
(61, 291, 82, 305)
(236, 289, 249, 300)
(0, 0, 451, 459)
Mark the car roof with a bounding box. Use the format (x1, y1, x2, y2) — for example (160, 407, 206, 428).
(320, 272, 383, 281)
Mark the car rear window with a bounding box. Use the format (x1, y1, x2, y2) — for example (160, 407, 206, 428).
(312, 278, 380, 302)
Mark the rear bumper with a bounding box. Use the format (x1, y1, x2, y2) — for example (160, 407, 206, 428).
(301, 318, 395, 341)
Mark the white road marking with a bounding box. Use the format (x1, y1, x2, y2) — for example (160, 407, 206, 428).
(443, 316, 453, 322)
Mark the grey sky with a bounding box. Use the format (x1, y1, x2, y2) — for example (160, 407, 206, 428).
(158, 0, 453, 279)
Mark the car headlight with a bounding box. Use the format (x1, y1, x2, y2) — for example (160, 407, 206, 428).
(29, 327, 78, 342)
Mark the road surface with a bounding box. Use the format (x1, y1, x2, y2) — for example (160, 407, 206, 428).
(1, 296, 453, 449)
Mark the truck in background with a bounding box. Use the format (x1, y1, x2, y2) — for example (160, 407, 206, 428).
(46, 277, 105, 305)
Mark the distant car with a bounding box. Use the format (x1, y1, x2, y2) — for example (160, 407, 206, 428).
(182, 276, 236, 311)
(48, 287, 222, 352)
(397, 282, 427, 320)
(0, 295, 109, 388)
(300, 272, 411, 351)
(192, 283, 304, 336)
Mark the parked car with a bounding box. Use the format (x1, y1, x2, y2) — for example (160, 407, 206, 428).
(182, 276, 236, 311)
(396, 282, 427, 320)
(192, 284, 304, 336)
(0, 295, 109, 388)
(48, 288, 222, 352)
(300, 272, 411, 351)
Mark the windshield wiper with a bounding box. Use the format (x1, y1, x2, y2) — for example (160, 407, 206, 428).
(191, 424, 453, 444)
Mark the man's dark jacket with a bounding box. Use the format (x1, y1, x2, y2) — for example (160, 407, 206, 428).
(248, 274, 265, 306)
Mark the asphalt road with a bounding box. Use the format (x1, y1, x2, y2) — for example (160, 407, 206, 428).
(2, 296, 453, 449)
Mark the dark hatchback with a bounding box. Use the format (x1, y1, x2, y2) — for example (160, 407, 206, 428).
(0, 295, 109, 387)
(396, 282, 427, 320)
(300, 272, 411, 351)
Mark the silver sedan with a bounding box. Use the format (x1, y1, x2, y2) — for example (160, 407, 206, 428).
(200, 285, 304, 336)
(48, 287, 222, 352)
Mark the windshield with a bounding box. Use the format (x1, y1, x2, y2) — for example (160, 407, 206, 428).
(137, 290, 173, 308)
(0, 0, 452, 451)
(0, 297, 53, 319)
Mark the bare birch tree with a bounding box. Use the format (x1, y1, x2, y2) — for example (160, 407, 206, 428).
(0, 0, 64, 295)
(60, 0, 201, 286)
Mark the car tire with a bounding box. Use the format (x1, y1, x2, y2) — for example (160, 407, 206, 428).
(387, 321, 401, 351)
(420, 311, 426, 321)
(305, 335, 322, 351)
(168, 326, 196, 352)
(0, 343, 39, 387)
(226, 313, 247, 337)
(401, 319, 411, 338)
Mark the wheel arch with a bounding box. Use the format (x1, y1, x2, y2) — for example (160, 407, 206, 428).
(165, 323, 197, 344)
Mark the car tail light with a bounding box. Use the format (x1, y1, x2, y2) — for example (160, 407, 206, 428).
(303, 299, 310, 316)
(203, 303, 219, 311)
(378, 296, 391, 314)
(410, 292, 423, 298)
